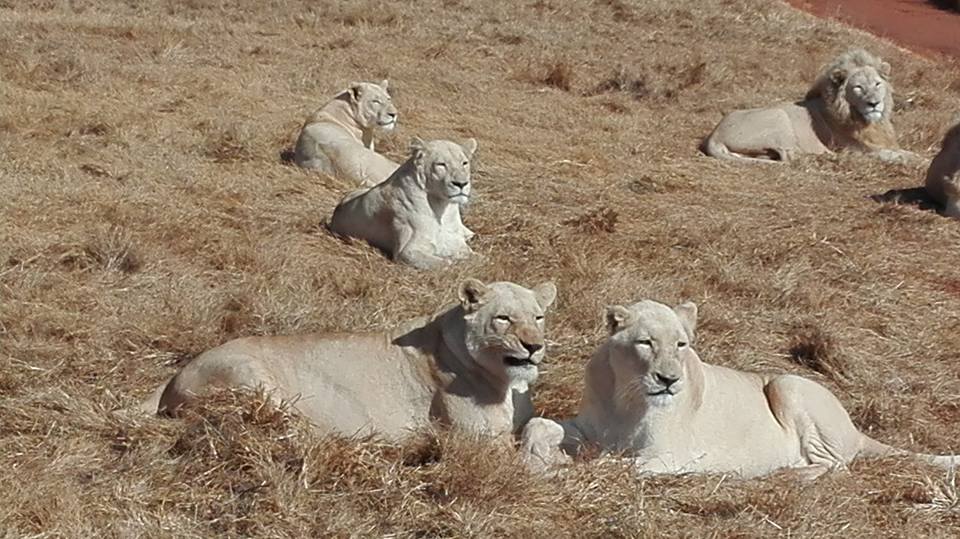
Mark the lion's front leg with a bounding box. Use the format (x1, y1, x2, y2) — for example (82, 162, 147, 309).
(521, 417, 572, 475)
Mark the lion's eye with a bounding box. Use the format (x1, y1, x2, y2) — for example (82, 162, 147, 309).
(535, 315, 544, 322)
(678, 342, 688, 348)
(372, 99, 382, 105)
(853, 85, 863, 93)
(462, 160, 469, 167)
(875, 81, 881, 88)
(434, 163, 447, 171)
(635, 339, 653, 347)
(495, 315, 511, 322)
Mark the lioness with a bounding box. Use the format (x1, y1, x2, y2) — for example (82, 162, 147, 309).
(142, 279, 557, 442)
(292, 80, 399, 185)
(329, 137, 478, 270)
(523, 300, 958, 479)
(925, 119, 960, 218)
(702, 49, 915, 164)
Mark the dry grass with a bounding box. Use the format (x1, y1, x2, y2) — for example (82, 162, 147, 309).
(3, 0, 960, 536)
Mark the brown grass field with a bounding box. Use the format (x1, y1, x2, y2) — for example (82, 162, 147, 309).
(2, 0, 960, 536)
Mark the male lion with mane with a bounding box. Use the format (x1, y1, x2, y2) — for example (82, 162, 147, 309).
(702, 49, 916, 164)
(522, 300, 959, 479)
(142, 279, 557, 443)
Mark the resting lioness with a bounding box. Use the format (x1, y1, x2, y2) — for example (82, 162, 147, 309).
(292, 80, 399, 185)
(925, 119, 960, 218)
(523, 300, 958, 479)
(329, 137, 478, 270)
(142, 279, 557, 442)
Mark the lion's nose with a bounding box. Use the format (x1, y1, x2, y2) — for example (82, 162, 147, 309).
(654, 372, 680, 388)
(866, 100, 880, 108)
(452, 180, 468, 189)
(522, 342, 543, 356)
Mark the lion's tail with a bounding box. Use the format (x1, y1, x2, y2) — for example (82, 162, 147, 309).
(859, 433, 960, 469)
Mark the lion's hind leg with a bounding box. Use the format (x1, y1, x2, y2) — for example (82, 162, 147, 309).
(765, 375, 862, 475)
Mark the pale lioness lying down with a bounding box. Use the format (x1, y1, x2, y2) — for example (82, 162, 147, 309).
(702, 49, 916, 164)
(925, 119, 960, 219)
(330, 137, 478, 270)
(142, 279, 557, 442)
(522, 300, 959, 479)
(293, 80, 399, 185)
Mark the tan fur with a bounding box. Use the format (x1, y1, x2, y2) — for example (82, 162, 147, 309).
(292, 80, 400, 185)
(702, 49, 916, 164)
(142, 279, 558, 442)
(925, 119, 960, 218)
(523, 300, 959, 479)
(329, 137, 478, 270)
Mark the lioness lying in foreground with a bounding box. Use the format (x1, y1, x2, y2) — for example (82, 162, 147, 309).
(143, 279, 557, 442)
(523, 300, 958, 479)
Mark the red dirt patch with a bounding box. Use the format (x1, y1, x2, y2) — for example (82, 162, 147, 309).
(787, 0, 960, 59)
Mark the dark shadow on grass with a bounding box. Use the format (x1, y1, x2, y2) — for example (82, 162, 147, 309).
(869, 186, 945, 214)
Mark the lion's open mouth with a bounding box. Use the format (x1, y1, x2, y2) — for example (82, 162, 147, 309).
(504, 356, 535, 367)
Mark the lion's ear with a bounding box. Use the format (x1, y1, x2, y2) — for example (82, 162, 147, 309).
(349, 82, 364, 102)
(878, 61, 891, 80)
(379, 79, 390, 90)
(458, 278, 490, 312)
(673, 302, 698, 342)
(462, 138, 478, 158)
(829, 68, 847, 87)
(606, 305, 633, 335)
(532, 282, 557, 310)
(409, 136, 427, 159)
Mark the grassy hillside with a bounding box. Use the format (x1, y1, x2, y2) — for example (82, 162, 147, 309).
(2, 0, 960, 536)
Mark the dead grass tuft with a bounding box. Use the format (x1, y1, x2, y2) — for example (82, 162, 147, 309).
(200, 120, 257, 162)
(519, 58, 576, 91)
(788, 323, 847, 381)
(562, 207, 619, 234)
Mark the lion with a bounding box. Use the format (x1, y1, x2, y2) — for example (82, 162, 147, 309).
(925, 119, 960, 218)
(329, 137, 478, 270)
(522, 299, 959, 479)
(141, 278, 558, 443)
(292, 80, 400, 185)
(702, 49, 916, 164)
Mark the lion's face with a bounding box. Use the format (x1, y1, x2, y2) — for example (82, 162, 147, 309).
(457, 279, 557, 389)
(605, 300, 698, 409)
(411, 138, 478, 205)
(841, 66, 890, 124)
(350, 80, 398, 132)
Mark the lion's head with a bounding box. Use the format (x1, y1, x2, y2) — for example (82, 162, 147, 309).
(807, 49, 894, 127)
(348, 80, 398, 132)
(410, 137, 478, 206)
(450, 279, 557, 391)
(603, 300, 698, 410)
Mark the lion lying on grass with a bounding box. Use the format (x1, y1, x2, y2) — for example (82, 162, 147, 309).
(925, 119, 960, 218)
(702, 49, 916, 164)
(330, 137, 478, 269)
(292, 80, 399, 185)
(142, 279, 557, 443)
(522, 300, 959, 479)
